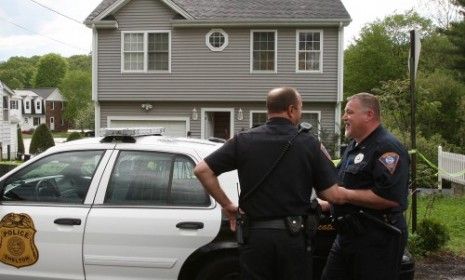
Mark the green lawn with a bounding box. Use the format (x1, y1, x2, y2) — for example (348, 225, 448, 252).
(408, 195, 465, 255)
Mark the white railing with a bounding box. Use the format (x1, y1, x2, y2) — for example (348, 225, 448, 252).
(438, 146, 465, 190)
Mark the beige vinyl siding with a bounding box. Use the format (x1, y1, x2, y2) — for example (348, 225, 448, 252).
(96, 0, 340, 102)
(99, 101, 336, 139)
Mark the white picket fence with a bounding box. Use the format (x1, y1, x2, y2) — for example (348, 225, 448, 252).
(438, 146, 465, 190)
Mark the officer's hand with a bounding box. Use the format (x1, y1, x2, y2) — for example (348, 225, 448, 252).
(222, 203, 238, 231)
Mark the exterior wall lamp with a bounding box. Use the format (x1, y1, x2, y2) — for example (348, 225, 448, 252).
(192, 108, 198, 120)
(141, 103, 153, 111)
(237, 108, 244, 121)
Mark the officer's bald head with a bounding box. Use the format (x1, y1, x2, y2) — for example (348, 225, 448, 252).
(267, 87, 300, 114)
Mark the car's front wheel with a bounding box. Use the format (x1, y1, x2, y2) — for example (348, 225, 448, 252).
(195, 255, 240, 280)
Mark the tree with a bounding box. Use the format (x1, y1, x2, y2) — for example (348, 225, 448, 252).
(344, 11, 434, 96)
(34, 53, 68, 88)
(0, 56, 39, 89)
(442, 0, 465, 80)
(66, 132, 82, 142)
(59, 70, 93, 129)
(67, 55, 91, 72)
(29, 124, 55, 154)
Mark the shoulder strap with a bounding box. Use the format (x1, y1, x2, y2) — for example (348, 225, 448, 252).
(239, 122, 312, 204)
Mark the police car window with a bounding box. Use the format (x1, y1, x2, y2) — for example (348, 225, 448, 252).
(1, 150, 104, 203)
(105, 151, 210, 207)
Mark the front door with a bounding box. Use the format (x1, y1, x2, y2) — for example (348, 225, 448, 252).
(202, 109, 233, 140)
(49, 117, 55, 131)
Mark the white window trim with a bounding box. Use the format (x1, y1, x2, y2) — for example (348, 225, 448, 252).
(107, 116, 190, 132)
(249, 110, 267, 128)
(50, 117, 54, 124)
(200, 108, 235, 140)
(51, 101, 55, 110)
(206, 29, 229, 52)
(295, 30, 323, 73)
(121, 30, 171, 73)
(250, 30, 278, 73)
(36, 100, 41, 110)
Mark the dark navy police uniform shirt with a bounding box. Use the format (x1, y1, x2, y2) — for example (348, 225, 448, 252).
(205, 117, 336, 220)
(334, 125, 409, 218)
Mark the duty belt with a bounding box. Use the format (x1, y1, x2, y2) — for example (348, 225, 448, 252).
(248, 219, 287, 230)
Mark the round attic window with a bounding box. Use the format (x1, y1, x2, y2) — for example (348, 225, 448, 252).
(206, 29, 228, 51)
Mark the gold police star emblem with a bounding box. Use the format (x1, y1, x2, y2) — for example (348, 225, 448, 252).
(0, 213, 39, 268)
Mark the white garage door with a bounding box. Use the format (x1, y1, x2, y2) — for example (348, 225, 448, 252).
(109, 119, 187, 137)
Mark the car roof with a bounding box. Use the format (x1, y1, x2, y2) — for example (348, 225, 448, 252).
(46, 135, 223, 159)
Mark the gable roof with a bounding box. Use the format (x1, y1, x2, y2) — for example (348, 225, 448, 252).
(0, 81, 14, 96)
(24, 88, 58, 99)
(85, 0, 351, 26)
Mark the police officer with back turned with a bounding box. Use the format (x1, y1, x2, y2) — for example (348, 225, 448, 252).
(194, 87, 352, 280)
(321, 92, 409, 280)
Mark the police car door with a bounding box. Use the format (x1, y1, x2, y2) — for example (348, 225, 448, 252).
(84, 148, 221, 280)
(0, 149, 111, 280)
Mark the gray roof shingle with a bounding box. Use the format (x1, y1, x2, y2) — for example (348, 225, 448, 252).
(85, 0, 350, 25)
(24, 88, 57, 99)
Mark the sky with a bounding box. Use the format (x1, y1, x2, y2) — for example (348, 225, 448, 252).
(0, 0, 427, 62)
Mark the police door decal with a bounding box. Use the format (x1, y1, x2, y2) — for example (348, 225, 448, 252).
(0, 213, 39, 268)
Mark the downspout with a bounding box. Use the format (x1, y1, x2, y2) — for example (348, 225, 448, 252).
(335, 21, 344, 157)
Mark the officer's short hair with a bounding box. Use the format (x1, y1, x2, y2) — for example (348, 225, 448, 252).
(347, 92, 380, 119)
(267, 87, 300, 113)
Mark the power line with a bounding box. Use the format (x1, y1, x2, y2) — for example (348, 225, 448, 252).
(26, 0, 83, 25)
(0, 16, 89, 52)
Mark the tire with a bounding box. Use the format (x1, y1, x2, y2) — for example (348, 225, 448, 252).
(195, 255, 240, 280)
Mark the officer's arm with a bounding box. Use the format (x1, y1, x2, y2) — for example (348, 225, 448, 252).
(194, 161, 238, 230)
(344, 188, 399, 210)
(317, 185, 398, 210)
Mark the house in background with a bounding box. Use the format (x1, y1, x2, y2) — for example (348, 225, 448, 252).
(85, 0, 351, 152)
(0, 81, 18, 159)
(11, 88, 68, 132)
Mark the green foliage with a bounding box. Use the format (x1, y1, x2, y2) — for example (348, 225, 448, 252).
(66, 132, 82, 142)
(67, 55, 91, 72)
(0, 56, 39, 89)
(17, 125, 24, 155)
(408, 218, 450, 256)
(344, 11, 433, 96)
(34, 53, 68, 88)
(59, 70, 93, 129)
(29, 124, 55, 155)
(442, 4, 465, 81)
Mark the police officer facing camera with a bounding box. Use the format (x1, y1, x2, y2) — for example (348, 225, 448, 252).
(321, 92, 409, 280)
(194, 87, 353, 280)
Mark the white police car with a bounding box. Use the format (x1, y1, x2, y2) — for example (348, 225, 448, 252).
(0, 128, 414, 280)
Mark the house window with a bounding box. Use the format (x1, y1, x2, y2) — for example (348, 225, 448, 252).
(250, 111, 267, 128)
(33, 117, 40, 126)
(2, 96, 8, 109)
(122, 31, 170, 72)
(148, 33, 169, 71)
(25, 101, 30, 110)
(297, 30, 323, 72)
(36, 101, 41, 110)
(51, 101, 55, 110)
(10, 100, 17, 109)
(206, 29, 228, 51)
(251, 30, 276, 72)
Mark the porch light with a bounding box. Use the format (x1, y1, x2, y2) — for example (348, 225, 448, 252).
(237, 108, 244, 121)
(192, 108, 198, 120)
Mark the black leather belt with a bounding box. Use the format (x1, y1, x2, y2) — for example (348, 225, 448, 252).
(249, 219, 286, 230)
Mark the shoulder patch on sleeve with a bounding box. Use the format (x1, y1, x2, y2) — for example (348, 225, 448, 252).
(378, 152, 400, 174)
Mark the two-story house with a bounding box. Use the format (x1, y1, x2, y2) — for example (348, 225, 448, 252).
(0, 81, 18, 159)
(12, 88, 68, 132)
(85, 0, 351, 151)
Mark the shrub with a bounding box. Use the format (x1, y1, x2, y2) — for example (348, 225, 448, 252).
(29, 124, 55, 154)
(66, 132, 82, 142)
(17, 125, 25, 155)
(408, 218, 450, 256)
